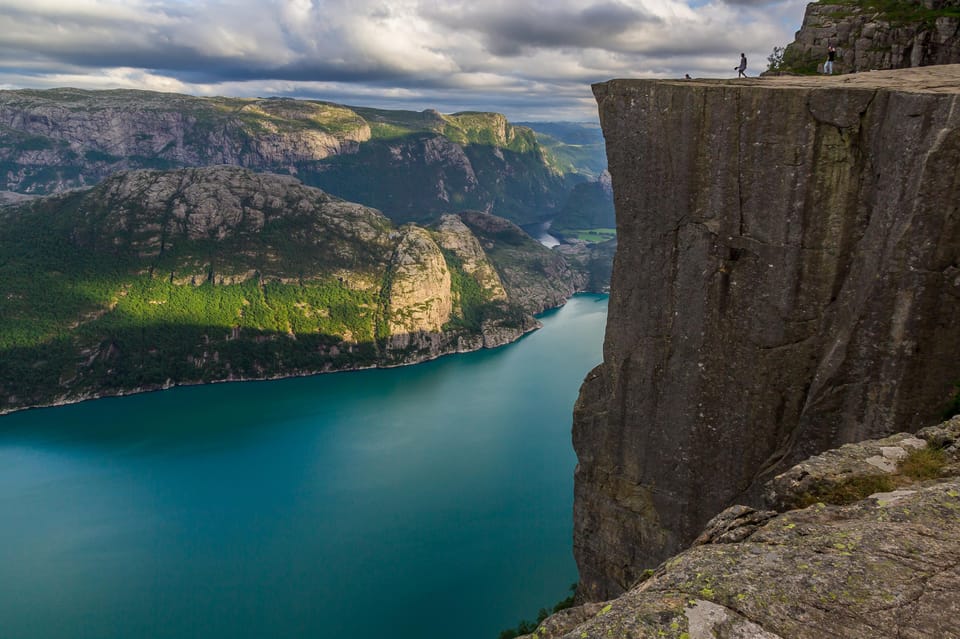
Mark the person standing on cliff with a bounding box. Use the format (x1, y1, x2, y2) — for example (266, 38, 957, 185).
(736, 53, 747, 78)
(824, 45, 837, 74)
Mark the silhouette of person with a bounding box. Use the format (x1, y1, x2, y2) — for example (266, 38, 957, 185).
(736, 53, 747, 78)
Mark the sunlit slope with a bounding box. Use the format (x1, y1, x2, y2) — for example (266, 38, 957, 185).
(0, 166, 578, 413)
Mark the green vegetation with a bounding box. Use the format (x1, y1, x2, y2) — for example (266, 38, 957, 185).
(944, 383, 960, 419)
(794, 442, 948, 507)
(441, 249, 526, 332)
(795, 474, 896, 507)
(898, 445, 947, 480)
(518, 122, 607, 179)
(555, 228, 617, 243)
(0, 168, 560, 413)
(302, 134, 566, 226)
(0, 89, 580, 229)
(766, 46, 787, 73)
(551, 180, 615, 233)
(770, 47, 824, 75)
(498, 584, 577, 639)
(826, 0, 960, 25)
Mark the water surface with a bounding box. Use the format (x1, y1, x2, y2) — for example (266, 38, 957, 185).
(0, 294, 608, 639)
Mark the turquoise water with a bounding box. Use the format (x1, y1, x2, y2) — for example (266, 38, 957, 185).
(0, 294, 608, 639)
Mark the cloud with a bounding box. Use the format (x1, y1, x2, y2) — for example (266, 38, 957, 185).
(0, 0, 809, 120)
(422, 0, 660, 56)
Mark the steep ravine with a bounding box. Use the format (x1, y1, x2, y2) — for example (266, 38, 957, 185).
(573, 65, 960, 602)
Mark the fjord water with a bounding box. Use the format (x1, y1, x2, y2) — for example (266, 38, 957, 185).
(0, 294, 607, 639)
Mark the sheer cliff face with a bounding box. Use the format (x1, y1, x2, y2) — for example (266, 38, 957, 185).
(575, 66, 960, 601)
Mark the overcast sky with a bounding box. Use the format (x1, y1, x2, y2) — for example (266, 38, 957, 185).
(0, 0, 808, 121)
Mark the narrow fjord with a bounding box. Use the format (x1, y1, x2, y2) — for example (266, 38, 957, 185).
(0, 294, 607, 639)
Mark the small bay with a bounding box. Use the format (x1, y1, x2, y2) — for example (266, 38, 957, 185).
(0, 294, 608, 639)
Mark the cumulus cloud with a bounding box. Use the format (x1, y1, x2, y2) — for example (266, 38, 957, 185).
(0, 0, 808, 119)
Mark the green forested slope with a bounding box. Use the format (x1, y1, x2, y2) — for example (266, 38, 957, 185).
(0, 166, 574, 414)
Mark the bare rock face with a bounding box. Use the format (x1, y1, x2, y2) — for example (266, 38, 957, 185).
(0, 89, 370, 193)
(575, 66, 960, 601)
(0, 89, 571, 229)
(434, 214, 508, 301)
(766, 415, 960, 510)
(385, 225, 453, 337)
(69, 165, 393, 271)
(780, 0, 960, 74)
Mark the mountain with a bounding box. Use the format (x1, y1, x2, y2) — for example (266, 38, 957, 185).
(0, 89, 570, 226)
(0, 166, 583, 414)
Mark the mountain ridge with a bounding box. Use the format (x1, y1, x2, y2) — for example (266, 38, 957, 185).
(0, 88, 579, 226)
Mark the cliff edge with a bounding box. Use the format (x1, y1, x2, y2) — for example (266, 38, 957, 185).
(575, 65, 960, 600)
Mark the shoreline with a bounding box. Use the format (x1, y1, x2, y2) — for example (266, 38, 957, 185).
(0, 298, 580, 418)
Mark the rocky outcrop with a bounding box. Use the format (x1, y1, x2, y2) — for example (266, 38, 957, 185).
(0, 89, 370, 188)
(779, 0, 960, 74)
(434, 214, 508, 301)
(525, 418, 960, 639)
(574, 66, 960, 601)
(384, 226, 453, 337)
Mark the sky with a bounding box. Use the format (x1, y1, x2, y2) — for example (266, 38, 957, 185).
(0, 0, 809, 121)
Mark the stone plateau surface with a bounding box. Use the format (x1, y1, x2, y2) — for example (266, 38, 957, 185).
(575, 66, 960, 600)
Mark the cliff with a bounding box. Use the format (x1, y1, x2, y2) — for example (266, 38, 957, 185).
(776, 0, 960, 74)
(574, 65, 960, 601)
(0, 166, 578, 414)
(525, 417, 960, 638)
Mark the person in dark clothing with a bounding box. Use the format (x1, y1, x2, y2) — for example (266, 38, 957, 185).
(736, 53, 747, 78)
(824, 45, 837, 74)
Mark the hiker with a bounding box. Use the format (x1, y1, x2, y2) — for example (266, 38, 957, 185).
(824, 45, 836, 74)
(736, 53, 747, 78)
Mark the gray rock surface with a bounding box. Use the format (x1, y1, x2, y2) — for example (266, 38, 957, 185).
(767, 415, 960, 510)
(575, 66, 960, 600)
(779, 0, 960, 74)
(524, 419, 960, 639)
